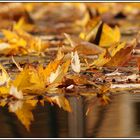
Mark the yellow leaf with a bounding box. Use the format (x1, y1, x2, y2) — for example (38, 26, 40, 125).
(0, 86, 9, 95)
(46, 96, 72, 112)
(50, 60, 70, 84)
(105, 39, 136, 67)
(90, 42, 128, 67)
(109, 42, 126, 56)
(13, 17, 34, 32)
(12, 67, 32, 91)
(2, 29, 27, 47)
(91, 49, 111, 67)
(28, 65, 46, 90)
(99, 24, 121, 47)
(25, 99, 38, 107)
(9, 101, 34, 131)
(44, 59, 61, 83)
(79, 17, 102, 42)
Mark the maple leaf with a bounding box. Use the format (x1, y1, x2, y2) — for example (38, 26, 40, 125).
(27, 65, 46, 91)
(99, 24, 121, 47)
(9, 86, 23, 100)
(105, 39, 136, 67)
(44, 59, 61, 82)
(9, 101, 34, 131)
(48, 60, 71, 85)
(0, 28, 48, 55)
(12, 67, 33, 91)
(79, 17, 102, 42)
(90, 40, 136, 67)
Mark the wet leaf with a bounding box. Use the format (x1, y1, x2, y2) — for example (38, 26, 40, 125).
(105, 39, 136, 67)
(46, 95, 72, 112)
(9, 100, 34, 131)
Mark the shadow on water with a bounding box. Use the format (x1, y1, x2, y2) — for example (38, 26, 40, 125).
(0, 93, 140, 138)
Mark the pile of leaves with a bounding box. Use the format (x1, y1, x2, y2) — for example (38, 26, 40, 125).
(0, 2, 140, 131)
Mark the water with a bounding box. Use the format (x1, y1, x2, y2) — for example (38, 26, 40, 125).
(0, 93, 140, 138)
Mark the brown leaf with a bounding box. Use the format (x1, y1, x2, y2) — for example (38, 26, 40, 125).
(105, 39, 136, 67)
(64, 33, 103, 55)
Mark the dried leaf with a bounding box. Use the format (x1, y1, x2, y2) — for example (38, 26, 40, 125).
(99, 24, 121, 47)
(71, 51, 81, 73)
(9, 86, 23, 99)
(65, 33, 103, 55)
(105, 39, 136, 67)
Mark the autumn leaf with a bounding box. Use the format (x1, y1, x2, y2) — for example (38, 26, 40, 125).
(79, 17, 102, 42)
(9, 101, 34, 131)
(45, 95, 72, 112)
(48, 59, 70, 85)
(0, 86, 10, 95)
(105, 39, 136, 67)
(90, 49, 111, 67)
(64, 33, 103, 55)
(90, 40, 135, 67)
(13, 17, 34, 32)
(99, 24, 121, 47)
(0, 29, 48, 55)
(27, 65, 46, 91)
(44, 59, 61, 82)
(71, 51, 81, 73)
(12, 67, 33, 91)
